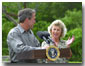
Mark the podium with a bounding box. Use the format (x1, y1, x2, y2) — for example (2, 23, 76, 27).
(17, 48, 71, 60)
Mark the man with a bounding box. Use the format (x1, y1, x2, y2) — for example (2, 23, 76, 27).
(7, 8, 42, 63)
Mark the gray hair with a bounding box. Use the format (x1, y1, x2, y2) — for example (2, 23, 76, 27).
(48, 20, 67, 38)
(18, 8, 36, 23)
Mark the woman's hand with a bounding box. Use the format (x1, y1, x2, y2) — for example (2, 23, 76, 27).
(66, 35, 75, 48)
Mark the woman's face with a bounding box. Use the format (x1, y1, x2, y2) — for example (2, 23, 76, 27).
(51, 25, 62, 39)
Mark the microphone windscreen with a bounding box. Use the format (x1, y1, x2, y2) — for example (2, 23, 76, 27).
(37, 31, 43, 39)
(37, 31, 50, 39)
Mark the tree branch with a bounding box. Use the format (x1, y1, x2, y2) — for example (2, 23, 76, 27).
(2, 6, 18, 26)
(23, 2, 27, 8)
(6, 12, 18, 18)
(5, 14, 18, 25)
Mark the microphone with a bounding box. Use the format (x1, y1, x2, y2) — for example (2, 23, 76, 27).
(37, 31, 50, 39)
(37, 31, 54, 44)
(48, 36, 55, 44)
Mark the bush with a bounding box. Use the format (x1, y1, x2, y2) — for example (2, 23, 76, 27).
(63, 28, 82, 61)
(2, 20, 15, 49)
(2, 48, 9, 55)
(62, 9, 82, 31)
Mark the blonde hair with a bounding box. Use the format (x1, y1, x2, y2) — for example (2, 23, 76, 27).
(48, 20, 67, 38)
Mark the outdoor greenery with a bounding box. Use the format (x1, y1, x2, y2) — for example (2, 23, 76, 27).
(2, 2, 82, 62)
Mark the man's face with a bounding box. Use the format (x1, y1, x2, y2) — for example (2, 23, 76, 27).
(28, 13, 36, 29)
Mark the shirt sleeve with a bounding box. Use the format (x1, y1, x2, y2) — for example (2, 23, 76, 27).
(7, 31, 41, 53)
(30, 29, 40, 47)
(34, 36, 40, 47)
(41, 41, 49, 47)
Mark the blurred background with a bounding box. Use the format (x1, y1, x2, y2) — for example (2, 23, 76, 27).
(2, 2, 82, 63)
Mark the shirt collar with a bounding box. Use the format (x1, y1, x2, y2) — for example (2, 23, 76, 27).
(17, 24, 25, 33)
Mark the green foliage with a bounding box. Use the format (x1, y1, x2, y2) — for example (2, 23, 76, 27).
(2, 2, 82, 22)
(2, 18, 15, 55)
(32, 21, 50, 44)
(2, 48, 9, 55)
(2, 2, 19, 13)
(63, 28, 82, 61)
(62, 9, 82, 31)
(2, 18, 15, 48)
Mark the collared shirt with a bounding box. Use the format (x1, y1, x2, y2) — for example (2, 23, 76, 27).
(7, 24, 40, 62)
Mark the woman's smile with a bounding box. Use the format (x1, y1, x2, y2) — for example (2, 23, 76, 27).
(51, 25, 62, 39)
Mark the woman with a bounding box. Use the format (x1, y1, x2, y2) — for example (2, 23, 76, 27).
(41, 20, 74, 63)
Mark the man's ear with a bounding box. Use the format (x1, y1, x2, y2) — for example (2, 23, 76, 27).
(25, 18, 29, 22)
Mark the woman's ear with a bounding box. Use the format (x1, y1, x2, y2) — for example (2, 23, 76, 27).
(50, 29, 52, 34)
(60, 28, 63, 37)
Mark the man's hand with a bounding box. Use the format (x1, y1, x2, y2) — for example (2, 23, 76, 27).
(41, 45, 49, 49)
